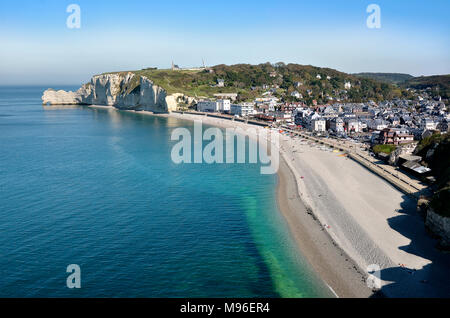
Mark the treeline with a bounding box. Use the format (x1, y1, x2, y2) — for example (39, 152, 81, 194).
(403, 75, 450, 99)
(353, 73, 414, 85)
(211, 63, 403, 103)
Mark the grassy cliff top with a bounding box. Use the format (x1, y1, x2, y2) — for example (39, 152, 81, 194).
(136, 69, 243, 97)
(100, 64, 450, 103)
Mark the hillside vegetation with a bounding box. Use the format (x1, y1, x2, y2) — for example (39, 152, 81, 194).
(353, 72, 414, 85)
(403, 75, 450, 99)
(108, 63, 406, 104)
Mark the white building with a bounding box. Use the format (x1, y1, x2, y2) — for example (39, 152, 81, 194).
(316, 74, 322, 79)
(216, 79, 225, 87)
(310, 119, 326, 132)
(307, 113, 326, 132)
(344, 82, 352, 89)
(231, 103, 255, 117)
(217, 99, 231, 112)
(346, 119, 360, 132)
(420, 118, 437, 130)
(290, 91, 302, 99)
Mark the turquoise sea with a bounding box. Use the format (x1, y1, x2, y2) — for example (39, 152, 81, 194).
(0, 86, 332, 297)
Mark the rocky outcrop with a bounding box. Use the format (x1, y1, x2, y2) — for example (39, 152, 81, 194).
(42, 72, 182, 113)
(41, 89, 82, 105)
(426, 208, 450, 249)
(388, 143, 417, 165)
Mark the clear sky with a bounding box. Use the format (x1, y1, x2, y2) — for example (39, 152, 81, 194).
(0, 0, 449, 85)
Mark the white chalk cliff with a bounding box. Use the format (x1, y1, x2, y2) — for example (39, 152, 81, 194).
(42, 72, 182, 113)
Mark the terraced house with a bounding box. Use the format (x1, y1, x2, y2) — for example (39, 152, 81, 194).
(378, 128, 414, 145)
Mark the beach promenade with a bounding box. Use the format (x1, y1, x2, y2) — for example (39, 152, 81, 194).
(281, 129, 427, 196)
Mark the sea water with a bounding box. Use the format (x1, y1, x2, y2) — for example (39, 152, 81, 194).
(0, 86, 332, 297)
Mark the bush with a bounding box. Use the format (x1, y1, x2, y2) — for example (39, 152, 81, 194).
(372, 144, 396, 154)
(430, 186, 450, 217)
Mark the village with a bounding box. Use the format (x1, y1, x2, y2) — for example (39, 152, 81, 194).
(192, 77, 449, 182)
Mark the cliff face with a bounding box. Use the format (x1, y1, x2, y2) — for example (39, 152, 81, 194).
(42, 72, 180, 113)
(426, 208, 450, 249)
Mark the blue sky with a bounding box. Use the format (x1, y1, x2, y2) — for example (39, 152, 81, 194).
(0, 0, 449, 85)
